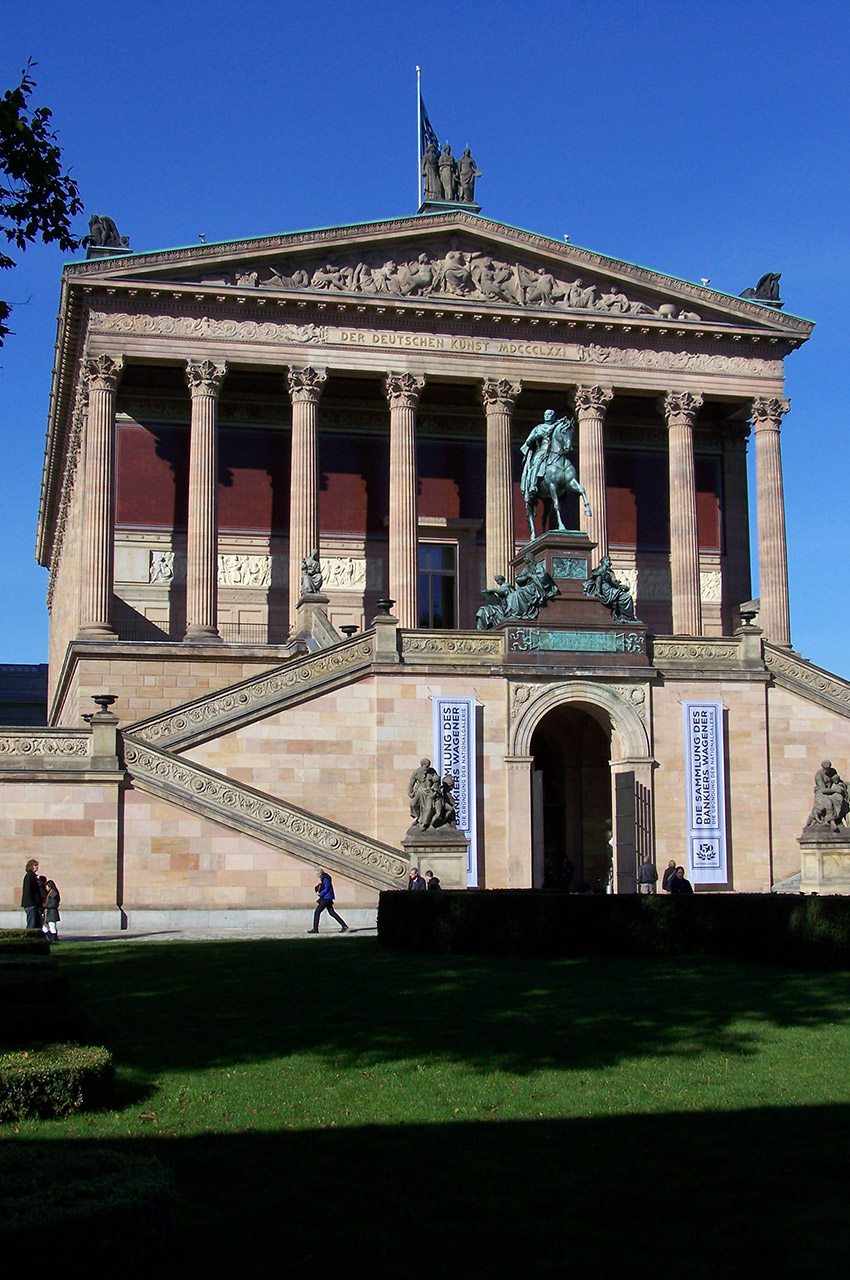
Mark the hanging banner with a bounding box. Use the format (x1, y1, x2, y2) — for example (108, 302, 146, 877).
(682, 700, 728, 884)
(432, 697, 478, 886)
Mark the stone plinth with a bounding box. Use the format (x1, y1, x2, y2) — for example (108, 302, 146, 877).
(503, 531, 649, 668)
(402, 826, 469, 889)
(798, 832, 850, 894)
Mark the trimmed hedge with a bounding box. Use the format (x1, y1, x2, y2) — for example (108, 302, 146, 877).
(0, 930, 50, 956)
(0, 1044, 114, 1120)
(378, 890, 850, 969)
(0, 1146, 176, 1270)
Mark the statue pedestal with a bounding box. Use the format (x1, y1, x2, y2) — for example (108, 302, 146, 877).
(502, 531, 650, 669)
(798, 831, 850, 894)
(402, 826, 469, 889)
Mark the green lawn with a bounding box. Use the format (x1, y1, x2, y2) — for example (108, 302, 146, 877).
(3, 938, 849, 1276)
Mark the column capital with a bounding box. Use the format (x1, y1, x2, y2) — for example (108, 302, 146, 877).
(83, 354, 125, 392)
(384, 371, 425, 409)
(479, 377, 522, 413)
(751, 396, 790, 430)
(186, 359, 227, 398)
(287, 365, 328, 404)
(661, 390, 704, 427)
(572, 385, 613, 416)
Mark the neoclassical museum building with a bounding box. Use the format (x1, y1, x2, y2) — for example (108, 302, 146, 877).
(2, 203, 849, 929)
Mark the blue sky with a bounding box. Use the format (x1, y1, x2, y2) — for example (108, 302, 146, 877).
(1, 0, 848, 673)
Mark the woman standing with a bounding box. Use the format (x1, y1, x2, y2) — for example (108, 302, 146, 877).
(44, 880, 61, 941)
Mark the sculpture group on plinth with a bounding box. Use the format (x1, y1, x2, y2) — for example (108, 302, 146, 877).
(583, 557, 641, 624)
(521, 410, 591, 541)
(407, 758, 458, 833)
(804, 760, 849, 833)
(422, 143, 481, 205)
(476, 551, 559, 630)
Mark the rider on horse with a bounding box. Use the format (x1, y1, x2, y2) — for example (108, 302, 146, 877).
(521, 410, 591, 540)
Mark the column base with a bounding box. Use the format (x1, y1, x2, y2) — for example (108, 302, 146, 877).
(183, 626, 223, 644)
(76, 624, 118, 641)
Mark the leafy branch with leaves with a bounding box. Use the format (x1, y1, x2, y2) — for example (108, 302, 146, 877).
(0, 61, 84, 344)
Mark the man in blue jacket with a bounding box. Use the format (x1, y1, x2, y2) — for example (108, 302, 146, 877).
(308, 868, 349, 933)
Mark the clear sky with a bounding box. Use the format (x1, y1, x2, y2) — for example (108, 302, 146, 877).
(1, 0, 848, 674)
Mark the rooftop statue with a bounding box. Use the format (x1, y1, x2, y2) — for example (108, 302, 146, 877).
(456, 148, 482, 203)
(421, 144, 441, 201)
(87, 215, 130, 251)
(583, 557, 640, 624)
(521, 411, 591, 541)
(438, 143, 458, 201)
(804, 760, 849, 832)
(740, 272, 782, 304)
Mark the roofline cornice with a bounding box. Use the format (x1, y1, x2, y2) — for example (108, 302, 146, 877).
(61, 210, 814, 339)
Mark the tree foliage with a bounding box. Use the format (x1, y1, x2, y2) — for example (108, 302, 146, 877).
(0, 61, 84, 344)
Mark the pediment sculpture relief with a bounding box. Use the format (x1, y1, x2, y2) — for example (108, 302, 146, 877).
(201, 244, 701, 321)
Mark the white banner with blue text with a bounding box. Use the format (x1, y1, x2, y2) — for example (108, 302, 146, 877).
(432, 697, 478, 886)
(682, 700, 727, 884)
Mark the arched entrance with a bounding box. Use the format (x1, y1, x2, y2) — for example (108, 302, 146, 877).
(530, 704, 612, 890)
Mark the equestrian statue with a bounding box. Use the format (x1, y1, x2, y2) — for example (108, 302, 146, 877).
(520, 410, 591, 541)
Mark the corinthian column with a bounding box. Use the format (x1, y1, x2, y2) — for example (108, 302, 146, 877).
(287, 365, 327, 628)
(572, 385, 613, 557)
(385, 372, 425, 628)
(184, 359, 227, 642)
(662, 390, 704, 635)
(480, 378, 521, 585)
(78, 354, 124, 639)
(752, 397, 791, 646)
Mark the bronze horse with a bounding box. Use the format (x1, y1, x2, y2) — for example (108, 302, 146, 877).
(524, 417, 592, 540)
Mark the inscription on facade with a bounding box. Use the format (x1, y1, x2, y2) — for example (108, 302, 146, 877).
(683, 700, 728, 884)
(508, 628, 645, 654)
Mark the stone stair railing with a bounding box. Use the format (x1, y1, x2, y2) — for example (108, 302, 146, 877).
(122, 734, 408, 893)
(130, 632, 377, 750)
(763, 643, 850, 721)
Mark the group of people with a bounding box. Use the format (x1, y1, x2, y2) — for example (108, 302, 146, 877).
(407, 868, 441, 891)
(646, 859, 694, 895)
(20, 859, 62, 940)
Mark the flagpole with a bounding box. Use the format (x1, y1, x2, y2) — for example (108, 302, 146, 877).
(416, 66, 422, 208)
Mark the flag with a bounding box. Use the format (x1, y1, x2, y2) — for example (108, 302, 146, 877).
(420, 95, 440, 158)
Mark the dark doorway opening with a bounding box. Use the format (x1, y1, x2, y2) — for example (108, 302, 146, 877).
(531, 705, 612, 892)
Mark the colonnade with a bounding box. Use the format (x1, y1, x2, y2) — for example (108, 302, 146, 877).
(75, 355, 793, 646)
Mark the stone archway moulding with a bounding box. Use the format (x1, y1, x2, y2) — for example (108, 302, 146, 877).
(510, 680, 652, 761)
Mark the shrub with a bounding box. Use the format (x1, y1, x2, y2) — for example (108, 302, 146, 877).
(0, 930, 50, 956)
(0, 1146, 176, 1270)
(0, 1044, 113, 1120)
(378, 890, 850, 969)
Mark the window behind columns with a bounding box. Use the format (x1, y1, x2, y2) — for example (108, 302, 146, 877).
(418, 544, 457, 628)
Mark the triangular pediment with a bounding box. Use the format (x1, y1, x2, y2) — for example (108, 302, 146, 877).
(65, 211, 812, 340)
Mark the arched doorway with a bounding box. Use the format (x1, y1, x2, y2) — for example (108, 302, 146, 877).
(530, 704, 612, 891)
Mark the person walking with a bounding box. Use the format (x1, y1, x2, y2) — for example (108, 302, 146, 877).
(20, 859, 43, 930)
(637, 857, 658, 894)
(661, 859, 678, 893)
(425, 870, 442, 890)
(43, 879, 61, 942)
(669, 866, 694, 895)
(408, 868, 427, 891)
(308, 868, 349, 933)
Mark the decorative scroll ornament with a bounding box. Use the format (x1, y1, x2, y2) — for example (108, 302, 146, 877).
(89, 310, 327, 345)
(751, 396, 791, 429)
(763, 645, 850, 719)
(384, 371, 425, 409)
(652, 637, 741, 664)
(401, 633, 502, 658)
(83, 353, 125, 392)
(577, 344, 778, 377)
(0, 733, 88, 757)
(662, 390, 704, 427)
(479, 377, 522, 412)
(131, 636, 376, 747)
(185, 359, 227, 397)
(287, 365, 328, 404)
